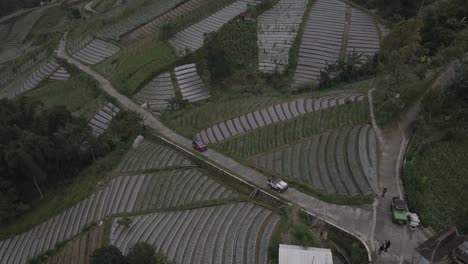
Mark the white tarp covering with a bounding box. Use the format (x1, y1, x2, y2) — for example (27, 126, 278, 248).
(279, 244, 333, 264)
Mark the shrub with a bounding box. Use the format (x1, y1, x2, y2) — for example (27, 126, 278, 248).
(89, 245, 127, 264)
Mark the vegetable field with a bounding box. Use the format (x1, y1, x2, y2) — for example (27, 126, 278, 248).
(0, 138, 239, 263)
(291, 0, 383, 90)
(110, 203, 280, 263)
(88, 102, 120, 137)
(0, 58, 66, 99)
(174, 64, 210, 102)
(168, 0, 255, 55)
(47, 225, 104, 264)
(250, 124, 378, 195)
(162, 95, 282, 137)
(215, 98, 370, 158)
(133, 72, 175, 112)
(197, 92, 365, 144)
(69, 37, 121, 65)
(257, 0, 308, 73)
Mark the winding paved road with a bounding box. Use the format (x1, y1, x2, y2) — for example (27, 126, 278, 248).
(56, 37, 426, 263)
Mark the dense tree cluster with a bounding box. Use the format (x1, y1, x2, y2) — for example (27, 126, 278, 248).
(0, 98, 99, 221)
(0, 0, 41, 17)
(90, 242, 175, 264)
(0, 97, 143, 223)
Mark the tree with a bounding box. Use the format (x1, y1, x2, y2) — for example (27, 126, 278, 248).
(90, 245, 127, 264)
(116, 217, 132, 229)
(127, 242, 156, 264)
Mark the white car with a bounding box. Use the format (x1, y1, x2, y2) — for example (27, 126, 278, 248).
(267, 178, 288, 192)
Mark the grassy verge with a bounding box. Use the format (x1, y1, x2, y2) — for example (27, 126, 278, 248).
(269, 207, 324, 262)
(94, 40, 177, 95)
(214, 101, 370, 158)
(0, 145, 129, 240)
(25, 73, 105, 119)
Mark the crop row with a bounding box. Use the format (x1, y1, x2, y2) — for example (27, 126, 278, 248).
(133, 72, 175, 112)
(250, 124, 378, 195)
(96, 0, 186, 40)
(164, 95, 281, 135)
(346, 8, 381, 61)
(117, 138, 194, 172)
(70, 37, 120, 65)
(120, 0, 211, 45)
(110, 202, 280, 263)
(48, 66, 70, 81)
(291, 0, 383, 90)
(168, 0, 254, 55)
(0, 58, 64, 99)
(88, 102, 120, 137)
(215, 99, 370, 158)
(0, 166, 235, 263)
(197, 92, 365, 144)
(257, 0, 308, 73)
(174, 64, 210, 102)
(47, 225, 104, 264)
(292, 0, 347, 89)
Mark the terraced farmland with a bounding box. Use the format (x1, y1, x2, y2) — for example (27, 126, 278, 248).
(120, 0, 212, 45)
(257, 0, 308, 73)
(116, 138, 194, 172)
(88, 102, 120, 137)
(69, 36, 120, 65)
(163, 95, 282, 136)
(133, 72, 175, 112)
(0, 50, 49, 88)
(110, 203, 279, 263)
(168, 0, 254, 54)
(174, 64, 210, 102)
(292, 0, 347, 89)
(0, 165, 236, 262)
(0, 8, 46, 51)
(291, 0, 383, 90)
(49, 66, 71, 81)
(196, 92, 365, 144)
(47, 225, 104, 264)
(346, 8, 381, 61)
(216, 98, 370, 158)
(0, 58, 63, 99)
(96, 0, 186, 40)
(250, 124, 378, 195)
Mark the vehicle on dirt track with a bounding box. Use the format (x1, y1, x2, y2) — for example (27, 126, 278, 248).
(267, 178, 288, 192)
(192, 140, 207, 152)
(391, 196, 408, 225)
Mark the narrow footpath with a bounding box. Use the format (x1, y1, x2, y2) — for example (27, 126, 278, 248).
(56, 38, 419, 263)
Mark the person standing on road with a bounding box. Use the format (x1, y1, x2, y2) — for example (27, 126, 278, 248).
(378, 243, 385, 255)
(382, 187, 387, 198)
(385, 240, 391, 252)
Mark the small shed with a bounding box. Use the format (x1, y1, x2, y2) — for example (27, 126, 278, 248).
(279, 244, 333, 264)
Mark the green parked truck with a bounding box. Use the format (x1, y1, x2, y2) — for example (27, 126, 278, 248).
(391, 196, 408, 224)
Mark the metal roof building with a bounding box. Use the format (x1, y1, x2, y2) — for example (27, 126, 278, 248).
(279, 244, 333, 264)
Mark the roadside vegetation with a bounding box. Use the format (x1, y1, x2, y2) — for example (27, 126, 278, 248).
(404, 61, 468, 233)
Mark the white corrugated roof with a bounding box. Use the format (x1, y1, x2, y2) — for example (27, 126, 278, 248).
(279, 244, 333, 264)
